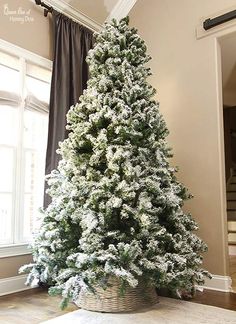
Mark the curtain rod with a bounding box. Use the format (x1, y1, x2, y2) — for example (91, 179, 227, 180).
(35, 0, 53, 17)
(203, 9, 236, 30)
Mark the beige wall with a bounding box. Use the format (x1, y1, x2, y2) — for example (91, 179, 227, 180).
(221, 33, 236, 106)
(0, 0, 51, 279)
(0, 0, 52, 59)
(130, 0, 236, 276)
(0, 255, 32, 279)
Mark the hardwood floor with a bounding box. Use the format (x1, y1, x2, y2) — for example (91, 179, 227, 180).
(0, 288, 77, 324)
(0, 287, 235, 323)
(192, 289, 236, 311)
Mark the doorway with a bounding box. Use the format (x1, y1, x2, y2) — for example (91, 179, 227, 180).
(220, 33, 236, 292)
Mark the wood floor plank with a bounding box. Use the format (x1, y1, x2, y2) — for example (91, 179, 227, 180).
(0, 288, 77, 324)
(192, 290, 236, 311)
(0, 285, 235, 323)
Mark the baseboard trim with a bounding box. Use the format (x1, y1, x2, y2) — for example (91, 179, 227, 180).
(0, 274, 32, 296)
(197, 274, 232, 292)
(0, 274, 232, 297)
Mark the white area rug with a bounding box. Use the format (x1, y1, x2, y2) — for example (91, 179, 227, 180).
(42, 297, 236, 324)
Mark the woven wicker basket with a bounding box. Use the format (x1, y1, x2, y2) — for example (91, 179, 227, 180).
(75, 277, 159, 313)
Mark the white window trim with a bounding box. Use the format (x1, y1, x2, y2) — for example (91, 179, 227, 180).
(0, 243, 32, 258)
(0, 39, 52, 70)
(0, 38, 52, 257)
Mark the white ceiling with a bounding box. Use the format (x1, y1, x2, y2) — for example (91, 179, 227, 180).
(45, 0, 138, 31)
(61, 0, 119, 24)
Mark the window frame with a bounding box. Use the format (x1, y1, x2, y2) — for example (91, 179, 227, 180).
(0, 39, 52, 258)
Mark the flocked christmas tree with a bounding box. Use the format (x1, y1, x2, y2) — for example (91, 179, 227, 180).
(20, 17, 209, 308)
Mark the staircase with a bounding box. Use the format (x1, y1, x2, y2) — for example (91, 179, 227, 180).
(227, 170, 236, 245)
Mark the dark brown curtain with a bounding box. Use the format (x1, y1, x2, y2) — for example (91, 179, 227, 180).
(44, 11, 94, 206)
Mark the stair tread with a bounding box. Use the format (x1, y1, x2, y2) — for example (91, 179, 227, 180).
(228, 229, 236, 233)
(226, 173, 236, 239)
(228, 214, 236, 221)
(228, 241, 236, 245)
(228, 232, 236, 240)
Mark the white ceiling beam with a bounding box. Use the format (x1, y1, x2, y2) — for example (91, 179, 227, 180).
(106, 0, 138, 22)
(33, 0, 102, 32)
(32, 0, 138, 32)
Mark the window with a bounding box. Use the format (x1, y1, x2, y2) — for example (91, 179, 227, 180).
(0, 40, 51, 256)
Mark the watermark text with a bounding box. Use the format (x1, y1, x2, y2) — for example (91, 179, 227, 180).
(3, 3, 34, 24)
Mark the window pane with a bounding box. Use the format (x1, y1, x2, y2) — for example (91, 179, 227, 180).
(0, 147, 14, 192)
(24, 109, 48, 150)
(23, 193, 42, 240)
(22, 108, 48, 241)
(26, 75, 50, 103)
(23, 193, 32, 239)
(24, 150, 45, 230)
(24, 150, 45, 196)
(0, 51, 19, 70)
(26, 62, 51, 83)
(0, 64, 19, 94)
(23, 180, 44, 240)
(24, 151, 34, 193)
(0, 52, 51, 246)
(0, 193, 13, 244)
(0, 105, 18, 145)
